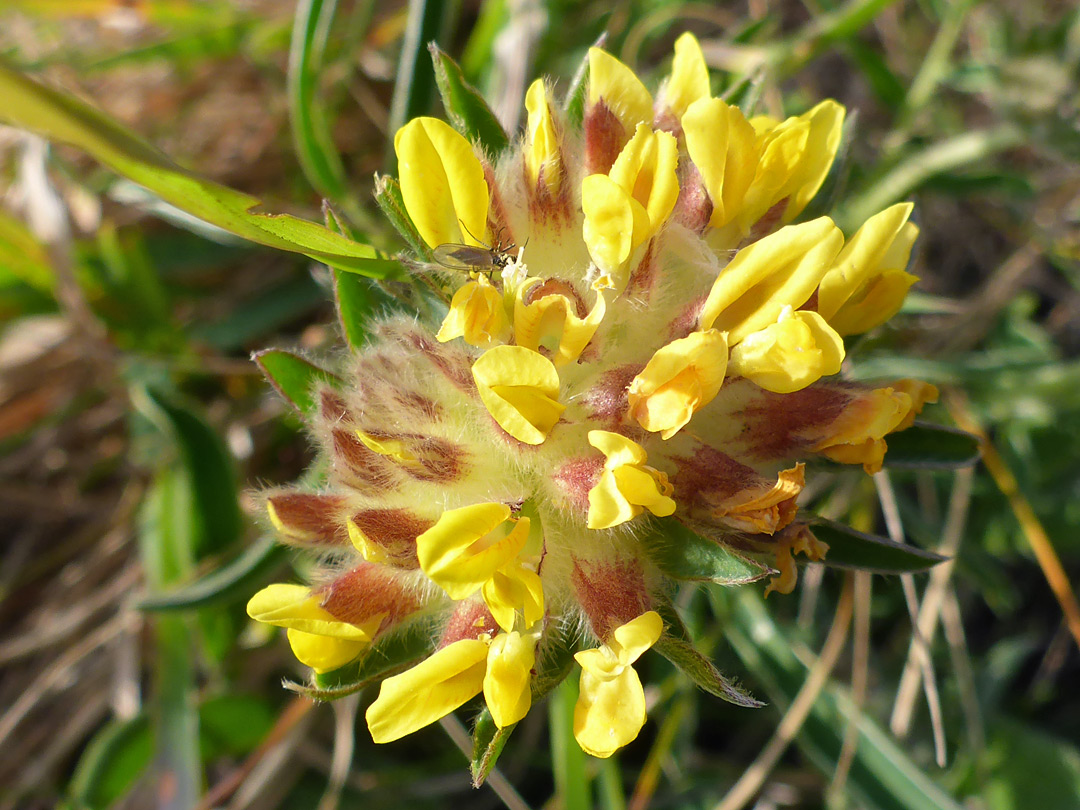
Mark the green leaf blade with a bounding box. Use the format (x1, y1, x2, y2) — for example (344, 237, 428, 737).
(254, 350, 341, 417)
(809, 517, 948, 573)
(884, 422, 981, 469)
(430, 44, 509, 155)
(642, 517, 773, 585)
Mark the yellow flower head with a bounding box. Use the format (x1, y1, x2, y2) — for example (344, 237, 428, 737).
(251, 33, 939, 761)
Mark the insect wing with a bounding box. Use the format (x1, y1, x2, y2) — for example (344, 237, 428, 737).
(432, 243, 499, 271)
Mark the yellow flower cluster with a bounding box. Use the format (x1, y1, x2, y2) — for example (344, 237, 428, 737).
(247, 33, 936, 758)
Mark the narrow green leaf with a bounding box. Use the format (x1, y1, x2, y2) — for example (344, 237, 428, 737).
(430, 44, 509, 154)
(288, 0, 347, 201)
(883, 422, 981, 469)
(142, 387, 243, 557)
(563, 39, 598, 127)
(386, 0, 454, 171)
(550, 678, 591, 808)
(808, 516, 948, 573)
(0, 210, 53, 293)
(373, 173, 431, 259)
(653, 597, 764, 708)
(254, 350, 342, 417)
(532, 618, 578, 702)
(716, 587, 965, 810)
(471, 709, 515, 788)
(333, 270, 374, 349)
(67, 716, 153, 810)
(137, 535, 286, 611)
(138, 468, 201, 810)
(0, 60, 397, 277)
(641, 517, 772, 585)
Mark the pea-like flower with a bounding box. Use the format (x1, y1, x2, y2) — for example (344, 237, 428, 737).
(247, 33, 938, 762)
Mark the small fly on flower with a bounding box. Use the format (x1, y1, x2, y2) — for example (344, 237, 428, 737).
(432, 224, 519, 274)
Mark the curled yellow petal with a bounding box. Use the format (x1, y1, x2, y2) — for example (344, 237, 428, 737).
(741, 99, 845, 230)
(572, 611, 662, 758)
(683, 97, 759, 229)
(417, 503, 528, 600)
(482, 560, 545, 632)
(699, 217, 844, 343)
(608, 124, 680, 245)
(473, 345, 565, 444)
(587, 431, 676, 529)
(813, 386, 924, 474)
(395, 117, 489, 249)
(366, 638, 488, 743)
(730, 307, 845, 393)
(627, 329, 728, 439)
(708, 463, 805, 534)
(246, 583, 379, 640)
(484, 631, 536, 728)
(817, 203, 919, 336)
(525, 79, 561, 194)
(581, 173, 647, 277)
(587, 47, 653, 135)
(514, 278, 606, 366)
(659, 32, 710, 121)
(437, 274, 512, 347)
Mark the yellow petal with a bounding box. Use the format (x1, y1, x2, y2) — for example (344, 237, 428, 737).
(730, 308, 845, 393)
(588, 47, 653, 135)
(286, 628, 367, 674)
(437, 274, 512, 347)
(628, 329, 728, 438)
(780, 99, 845, 224)
(608, 124, 680, 245)
(355, 430, 418, 465)
(417, 503, 528, 600)
(394, 117, 489, 249)
(683, 97, 759, 228)
(739, 100, 845, 230)
(708, 464, 805, 534)
(473, 346, 565, 445)
(588, 429, 648, 467)
(608, 610, 663, 664)
(574, 665, 647, 758)
(571, 611, 661, 758)
(514, 279, 607, 366)
(813, 386, 913, 474)
(582, 173, 645, 276)
(347, 518, 390, 564)
(660, 32, 710, 121)
(698, 217, 845, 343)
(587, 432, 676, 529)
(890, 379, 939, 431)
(525, 79, 561, 194)
(482, 561, 545, 632)
(366, 639, 489, 743)
(817, 203, 918, 336)
(484, 631, 536, 728)
(246, 583, 379, 640)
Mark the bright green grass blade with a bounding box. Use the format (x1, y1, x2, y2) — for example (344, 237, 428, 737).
(288, 0, 348, 201)
(0, 60, 397, 276)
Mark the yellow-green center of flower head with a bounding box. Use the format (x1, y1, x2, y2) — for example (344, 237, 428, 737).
(249, 33, 939, 757)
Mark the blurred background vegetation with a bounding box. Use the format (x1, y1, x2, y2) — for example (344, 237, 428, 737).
(0, 0, 1078, 808)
